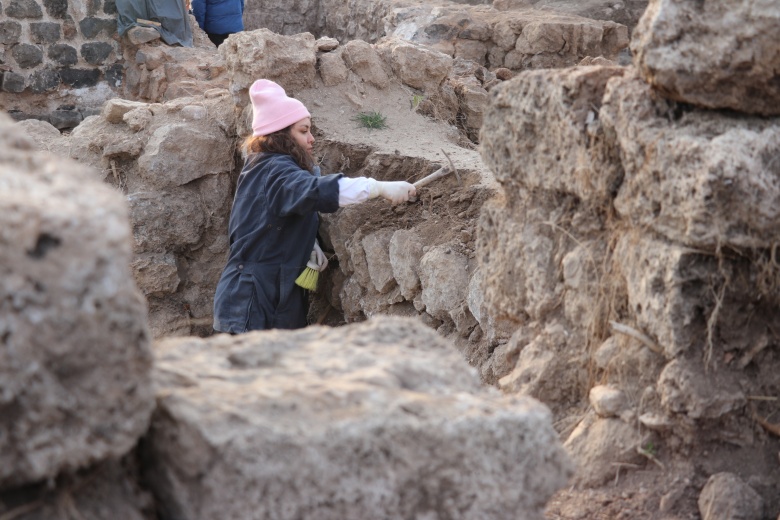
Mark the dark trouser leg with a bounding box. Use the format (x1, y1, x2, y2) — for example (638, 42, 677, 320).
(207, 33, 230, 47)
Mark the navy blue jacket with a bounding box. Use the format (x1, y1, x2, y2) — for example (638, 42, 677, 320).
(192, 0, 244, 35)
(213, 153, 342, 333)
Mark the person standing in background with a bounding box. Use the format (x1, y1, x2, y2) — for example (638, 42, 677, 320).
(191, 0, 244, 47)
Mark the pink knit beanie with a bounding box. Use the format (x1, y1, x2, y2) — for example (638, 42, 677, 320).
(250, 79, 311, 137)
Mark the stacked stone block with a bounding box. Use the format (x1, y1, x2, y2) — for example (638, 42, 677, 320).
(478, 0, 780, 510)
(1, 0, 121, 125)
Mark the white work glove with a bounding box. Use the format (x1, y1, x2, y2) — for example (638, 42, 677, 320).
(368, 179, 417, 205)
(309, 239, 328, 271)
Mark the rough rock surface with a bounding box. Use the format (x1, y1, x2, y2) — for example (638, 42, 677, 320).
(698, 472, 764, 520)
(146, 318, 573, 520)
(0, 460, 152, 520)
(386, 5, 629, 71)
(0, 113, 154, 487)
(123, 41, 229, 104)
(220, 28, 317, 104)
(602, 73, 780, 250)
(631, 0, 780, 116)
(481, 64, 626, 204)
(478, 57, 780, 513)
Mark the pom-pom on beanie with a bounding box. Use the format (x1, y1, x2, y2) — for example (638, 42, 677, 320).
(250, 79, 311, 137)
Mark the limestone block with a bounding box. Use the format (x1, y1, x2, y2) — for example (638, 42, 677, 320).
(589, 385, 627, 417)
(220, 28, 317, 103)
(492, 11, 628, 68)
(319, 48, 349, 86)
(602, 75, 780, 249)
(616, 233, 714, 358)
(316, 36, 339, 52)
(0, 114, 154, 487)
(454, 78, 488, 136)
(102, 98, 148, 124)
(498, 322, 585, 404)
(389, 229, 424, 300)
(131, 252, 180, 296)
(418, 245, 471, 323)
(454, 39, 488, 64)
(378, 37, 453, 92)
(123, 106, 153, 132)
(481, 65, 625, 203)
(362, 228, 396, 294)
(137, 123, 233, 189)
(127, 26, 160, 45)
(698, 473, 764, 520)
(561, 241, 602, 328)
(341, 39, 390, 89)
(15, 118, 71, 156)
(492, 18, 520, 51)
(476, 202, 564, 321)
(563, 412, 643, 486)
(632, 0, 780, 116)
(146, 318, 573, 520)
(127, 191, 207, 253)
(180, 105, 208, 120)
(657, 359, 745, 420)
(136, 47, 166, 70)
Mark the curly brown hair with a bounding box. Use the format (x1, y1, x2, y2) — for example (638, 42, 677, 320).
(243, 126, 314, 172)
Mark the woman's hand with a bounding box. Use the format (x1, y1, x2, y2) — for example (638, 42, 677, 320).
(312, 240, 328, 271)
(375, 181, 417, 204)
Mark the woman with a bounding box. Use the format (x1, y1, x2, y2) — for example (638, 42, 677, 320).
(213, 79, 416, 333)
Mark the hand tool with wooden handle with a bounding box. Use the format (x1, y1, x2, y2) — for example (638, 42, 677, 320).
(413, 149, 461, 188)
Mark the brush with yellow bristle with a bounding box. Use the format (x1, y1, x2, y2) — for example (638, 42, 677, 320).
(295, 255, 322, 291)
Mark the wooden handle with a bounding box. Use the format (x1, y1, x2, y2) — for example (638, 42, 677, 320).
(413, 167, 453, 188)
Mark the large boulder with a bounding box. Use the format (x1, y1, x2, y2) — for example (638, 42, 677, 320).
(220, 28, 317, 104)
(0, 113, 154, 487)
(378, 37, 453, 93)
(632, 0, 780, 116)
(481, 65, 626, 204)
(145, 318, 573, 520)
(601, 74, 780, 249)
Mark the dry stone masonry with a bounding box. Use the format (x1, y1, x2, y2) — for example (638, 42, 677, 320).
(0, 0, 121, 125)
(478, 0, 780, 513)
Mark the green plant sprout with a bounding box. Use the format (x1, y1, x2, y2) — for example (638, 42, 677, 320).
(352, 111, 388, 130)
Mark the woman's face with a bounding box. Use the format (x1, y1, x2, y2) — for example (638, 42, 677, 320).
(290, 117, 314, 156)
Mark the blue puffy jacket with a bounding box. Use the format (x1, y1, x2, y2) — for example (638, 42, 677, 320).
(213, 153, 342, 333)
(192, 0, 244, 35)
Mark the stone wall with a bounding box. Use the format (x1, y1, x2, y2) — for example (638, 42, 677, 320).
(0, 0, 121, 126)
(242, 1, 629, 73)
(476, 0, 780, 513)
